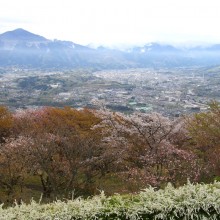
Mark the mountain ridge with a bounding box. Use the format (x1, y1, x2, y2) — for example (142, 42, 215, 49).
(0, 28, 48, 42)
(1, 29, 220, 69)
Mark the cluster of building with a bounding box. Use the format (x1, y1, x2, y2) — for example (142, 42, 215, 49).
(0, 67, 219, 117)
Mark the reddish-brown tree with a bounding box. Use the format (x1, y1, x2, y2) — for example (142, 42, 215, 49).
(186, 101, 220, 180)
(13, 107, 105, 198)
(0, 106, 13, 143)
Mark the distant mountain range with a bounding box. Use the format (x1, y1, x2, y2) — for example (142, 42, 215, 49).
(1, 28, 220, 69)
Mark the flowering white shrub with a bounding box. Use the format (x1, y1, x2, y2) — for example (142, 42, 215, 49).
(0, 182, 220, 219)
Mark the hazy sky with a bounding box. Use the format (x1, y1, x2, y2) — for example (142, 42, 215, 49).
(1, 0, 220, 47)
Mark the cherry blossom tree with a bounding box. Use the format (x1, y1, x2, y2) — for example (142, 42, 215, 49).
(94, 109, 201, 187)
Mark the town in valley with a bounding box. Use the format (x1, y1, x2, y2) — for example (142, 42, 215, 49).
(1, 66, 219, 117)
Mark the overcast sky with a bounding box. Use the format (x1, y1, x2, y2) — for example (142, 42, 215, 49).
(1, 0, 220, 47)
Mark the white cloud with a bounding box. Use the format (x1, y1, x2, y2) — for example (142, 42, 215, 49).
(1, 0, 220, 46)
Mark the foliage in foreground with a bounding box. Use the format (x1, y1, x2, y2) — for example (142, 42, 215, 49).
(0, 182, 220, 220)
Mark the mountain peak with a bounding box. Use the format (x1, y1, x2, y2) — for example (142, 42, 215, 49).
(0, 28, 48, 42)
